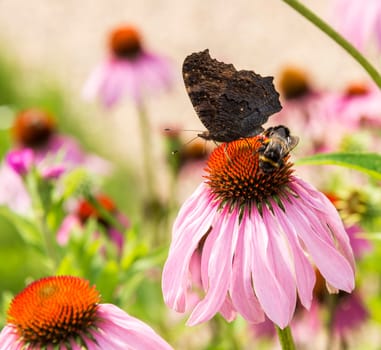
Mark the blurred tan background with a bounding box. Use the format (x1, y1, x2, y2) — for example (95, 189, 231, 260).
(0, 0, 373, 195)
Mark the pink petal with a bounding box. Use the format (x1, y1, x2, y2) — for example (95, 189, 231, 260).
(187, 206, 239, 326)
(136, 54, 173, 94)
(230, 217, 265, 323)
(291, 179, 355, 272)
(261, 206, 297, 324)
(6, 148, 34, 176)
(162, 184, 217, 312)
(249, 210, 295, 328)
(56, 215, 81, 245)
(219, 296, 237, 322)
(0, 325, 21, 350)
(271, 202, 315, 309)
(0, 164, 31, 215)
(286, 196, 354, 293)
(95, 304, 173, 350)
(82, 62, 109, 101)
(100, 61, 132, 107)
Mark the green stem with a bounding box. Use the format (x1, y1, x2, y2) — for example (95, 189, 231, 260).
(26, 172, 58, 271)
(276, 325, 296, 350)
(136, 102, 157, 197)
(281, 0, 381, 89)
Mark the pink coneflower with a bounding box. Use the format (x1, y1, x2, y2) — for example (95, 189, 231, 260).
(331, 0, 381, 51)
(274, 66, 337, 153)
(332, 292, 369, 339)
(83, 25, 173, 107)
(6, 148, 66, 180)
(162, 136, 355, 329)
(11, 109, 110, 170)
(0, 276, 173, 350)
(0, 109, 110, 214)
(330, 82, 381, 130)
(57, 194, 128, 256)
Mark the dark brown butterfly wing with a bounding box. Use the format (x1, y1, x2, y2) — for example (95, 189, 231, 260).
(217, 71, 282, 141)
(182, 49, 236, 141)
(182, 49, 282, 142)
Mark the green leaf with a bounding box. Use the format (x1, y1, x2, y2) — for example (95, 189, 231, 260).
(296, 152, 381, 179)
(0, 206, 43, 248)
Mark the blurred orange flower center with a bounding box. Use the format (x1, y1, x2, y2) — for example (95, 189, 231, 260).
(278, 66, 310, 100)
(12, 109, 56, 148)
(345, 82, 370, 97)
(109, 26, 143, 59)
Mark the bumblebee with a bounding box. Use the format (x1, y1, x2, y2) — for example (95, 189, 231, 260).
(258, 125, 299, 173)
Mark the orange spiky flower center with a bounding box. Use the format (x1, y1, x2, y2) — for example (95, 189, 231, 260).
(278, 66, 310, 100)
(205, 136, 293, 210)
(7, 276, 100, 345)
(12, 109, 56, 148)
(109, 25, 143, 59)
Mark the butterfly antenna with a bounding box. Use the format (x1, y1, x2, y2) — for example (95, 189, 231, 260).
(163, 127, 205, 133)
(170, 135, 203, 156)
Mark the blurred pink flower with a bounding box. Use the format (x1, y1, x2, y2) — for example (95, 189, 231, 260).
(332, 292, 369, 338)
(6, 148, 34, 176)
(324, 191, 372, 260)
(0, 276, 173, 350)
(57, 194, 129, 256)
(0, 109, 111, 214)
(346, 224, 372, 259)
(329, 82, 381, 130)
(331, 0, 381, 51)
(162, 136, 355, 329)
(250, 315, 276, 340)
(274, 66, 343, 153)
(6, 148, 67, 180)
(83, 25, 173, 107)
(250, 301, 321, 345)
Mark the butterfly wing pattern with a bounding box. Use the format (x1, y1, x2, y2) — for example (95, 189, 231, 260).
(182, 49, 282, 142)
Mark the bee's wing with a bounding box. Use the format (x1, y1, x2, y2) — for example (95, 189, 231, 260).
(288, 135, 299, 151)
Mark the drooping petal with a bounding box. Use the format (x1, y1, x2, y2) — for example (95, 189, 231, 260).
(249, 210, 294, 328)
(295, 180, 355, 271)
(136, 54, 172, 96)
(100, 61, 132, 107)
(69, 338, 84, 350)
(230, 217, 264, 323)
(286, 195, 354, 293)
(271, 201, 315, 309)
(219, 296, 237, 322)
(187, 206, 239, 326)
(94, 304, 173, 350)
(82, 62, 109, 101)
(162, 184, 218, 312)
(0, 326, 21, 350)
(261, 206, 297, 324)
(171, 183, 216, 238)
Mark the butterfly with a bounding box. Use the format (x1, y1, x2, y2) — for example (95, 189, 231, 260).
(182, 49, 282, 142)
